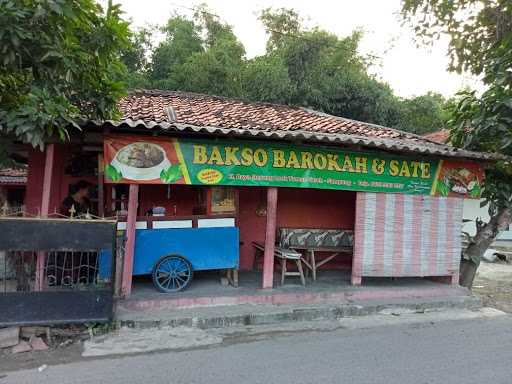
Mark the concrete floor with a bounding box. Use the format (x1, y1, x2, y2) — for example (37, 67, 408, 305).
(116, 270, 470, 319)
(129, 270, 450, 301)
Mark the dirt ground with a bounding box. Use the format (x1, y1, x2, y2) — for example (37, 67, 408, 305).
(0, 340, 83, 374)
(473, 261, 512, 313)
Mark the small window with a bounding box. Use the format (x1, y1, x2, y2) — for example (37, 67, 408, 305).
(210, 187, 236, 213)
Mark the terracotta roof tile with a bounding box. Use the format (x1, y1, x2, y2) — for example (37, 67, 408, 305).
(0, 167, 27, 185)
(118, 90, 417, 141)
(423, 130, 450, 144)
(106, 90, 497, 161)
(0, 167, 27, 178)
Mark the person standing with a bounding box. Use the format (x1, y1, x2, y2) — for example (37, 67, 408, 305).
(60, 180, 92, 217)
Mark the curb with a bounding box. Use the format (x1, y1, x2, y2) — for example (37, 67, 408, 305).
(118, 295, 481, 330)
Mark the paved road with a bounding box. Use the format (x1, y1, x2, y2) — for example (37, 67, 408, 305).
(3, 315, 512, 384)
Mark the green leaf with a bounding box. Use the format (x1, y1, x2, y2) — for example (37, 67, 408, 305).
(160, 164, 182, 183)
(105, 164, 122, 182)
(436, 181, 450, 196)
(470, 184, 481, 198)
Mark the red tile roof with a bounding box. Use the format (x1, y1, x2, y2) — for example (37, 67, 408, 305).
(118, 90, 420, 142)
(0, 167, 27, 185)
(423, 130, 450, 144)
(97, 90, 497, 160)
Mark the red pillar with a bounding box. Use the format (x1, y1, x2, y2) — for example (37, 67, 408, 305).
(40, 144, 55, 217)
(121, 184, 139, 297)
(262, 187, 278, 289)
(351, 192, 364, 286)
(35, 144, 55, 291)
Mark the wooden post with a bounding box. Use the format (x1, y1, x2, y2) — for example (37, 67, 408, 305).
(97, 154, 105, 217)
(351, 192, 364, 286)
(35, 144, 55, 291)
(121, 184, 139, 297)
(40, 144, 55, 217)
(262, 187, 278, 289)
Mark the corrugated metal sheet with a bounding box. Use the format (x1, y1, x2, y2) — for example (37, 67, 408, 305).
(0, 176, 26, 185)
(88, 119, 498, 161)
(352, 192, 463, 279)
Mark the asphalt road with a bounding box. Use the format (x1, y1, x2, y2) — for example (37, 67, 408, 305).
(3, 315, 512, 384)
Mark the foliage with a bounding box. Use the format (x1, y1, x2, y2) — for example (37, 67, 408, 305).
(247, 9, 404, 127)
(395, 92, 450, 135)
(401, 0, 512, 284)
(401, 0, 512, 76)
(0, 0, 130, 150)
(242, 54, 294, 104)
(449, 40, 512, 216)
(402, 0, 512, 210)
(120, 26, 153, 89)
(150, 15, 203, 88)
(126, 6, 448, 133)
(150, 9, 245, 97)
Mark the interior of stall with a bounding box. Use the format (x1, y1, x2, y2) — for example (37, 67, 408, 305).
(116, 183, 357, 293)
(24, 146, 358, 293)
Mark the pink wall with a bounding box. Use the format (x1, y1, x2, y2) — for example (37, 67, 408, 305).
(26, 146, 66, 215)
(25, 146, 356, 272)
(352, 192, 463, 284)
(138, 185, 201, 217)
(25, 145, 96, 216)
(238, 187, 356, 270)
(25, 148, 45, 215)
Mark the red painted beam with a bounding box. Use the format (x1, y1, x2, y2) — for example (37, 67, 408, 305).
(262, 187, 278, 289)
(35, 144, 55, 291)
(121, 184, 139, 297)
(351, 192, 364, 286)
(40, 144, 55, 217)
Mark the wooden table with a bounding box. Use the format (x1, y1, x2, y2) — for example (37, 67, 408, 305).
(291, 246, 353, 281)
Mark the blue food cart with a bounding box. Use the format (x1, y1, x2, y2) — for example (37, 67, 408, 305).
(100, 219, 239, 292)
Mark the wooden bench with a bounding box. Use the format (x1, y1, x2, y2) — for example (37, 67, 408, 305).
(252, 242, 306, 286)
(279, 228, 354, 281)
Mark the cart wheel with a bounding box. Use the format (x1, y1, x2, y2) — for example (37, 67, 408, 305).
(152, 255, 193, 293)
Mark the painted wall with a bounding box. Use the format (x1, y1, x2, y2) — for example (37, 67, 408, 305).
(25, 145, 97, 216)
(238, 187, 356, 270)
(352, 192, 463, 281)
(138, 185, 202, 217)
(25, 148, 46, 215)
(25, 146, 357, 271)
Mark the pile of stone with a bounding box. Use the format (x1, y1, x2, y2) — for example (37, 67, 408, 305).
(0, 326, 49, 354)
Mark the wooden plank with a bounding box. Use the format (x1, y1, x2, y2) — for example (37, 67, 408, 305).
(252, 241, 301, 259)
(40, 144, 55, 217)
(262, 187, 278, 289)
(121, 184, 139, 298)
(0, 219, 116, 251)
(36, 145, 55, 291)
(97, 154, 105, 217)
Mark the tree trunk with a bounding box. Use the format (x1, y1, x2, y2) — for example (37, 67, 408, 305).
(460, 206, 511, 289)
(459, 259, 478, 288)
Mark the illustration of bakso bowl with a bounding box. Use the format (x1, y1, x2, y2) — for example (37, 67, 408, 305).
(111, 142, 171, 180)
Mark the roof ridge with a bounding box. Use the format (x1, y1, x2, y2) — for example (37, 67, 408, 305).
(130, 89, 433, 141)
(113, 89, 497, 161)
(129, 89, 305, 111)
(129, 88, 420, 138)
(302, 107, 449, 144)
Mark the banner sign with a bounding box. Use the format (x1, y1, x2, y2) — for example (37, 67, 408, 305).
(103, 135, 484, 198)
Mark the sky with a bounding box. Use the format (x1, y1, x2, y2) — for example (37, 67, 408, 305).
(110, 0, 482, 98)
